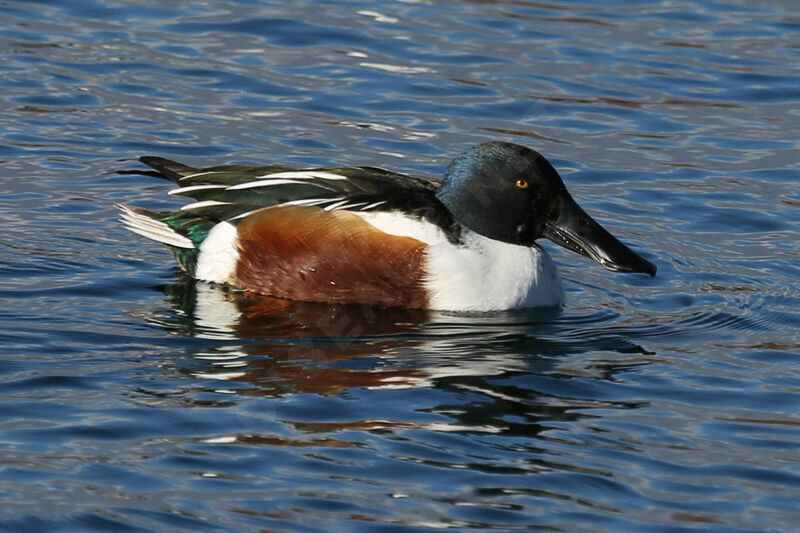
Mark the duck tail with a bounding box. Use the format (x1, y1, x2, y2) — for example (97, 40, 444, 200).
(116, 203, 196, 249)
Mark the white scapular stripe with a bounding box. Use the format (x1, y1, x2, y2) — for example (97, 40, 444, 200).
(227, 178, 332, 190)
(252, 170, 347, 181)
(323, 199, 352, 211)
(275, 197, 346, 208)
(229, 196, 360, 221)
(180, 200, 231, 211)
(169, 184, 227, 196)
(230, 210, 258, 221)
(178, 171, 216, 181)
(227, 170, 349, 191)
(328, 201, 369, 211)
(117, 204, 195, 249)
(361, 200, 387, 211)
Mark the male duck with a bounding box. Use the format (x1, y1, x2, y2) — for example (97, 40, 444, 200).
(118, 141, 655, 311)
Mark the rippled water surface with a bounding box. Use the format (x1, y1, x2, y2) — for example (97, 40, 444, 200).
(2, 0, 799, 531)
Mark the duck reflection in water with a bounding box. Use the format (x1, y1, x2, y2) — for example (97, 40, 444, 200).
(151, 275, 654, 404)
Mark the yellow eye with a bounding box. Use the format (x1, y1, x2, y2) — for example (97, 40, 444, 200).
(515, 179, 529, 189)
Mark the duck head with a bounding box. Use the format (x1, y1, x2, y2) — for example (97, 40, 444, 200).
(436, 141, 656, 276)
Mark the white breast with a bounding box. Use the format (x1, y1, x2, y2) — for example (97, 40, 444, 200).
(356, 211, 563, 311)
(424, 230, 563, 311)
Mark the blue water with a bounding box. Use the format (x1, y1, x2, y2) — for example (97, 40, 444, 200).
(1, 0, 799, 531)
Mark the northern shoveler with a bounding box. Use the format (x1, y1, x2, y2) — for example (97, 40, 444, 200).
(118, 141, 656, 311)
